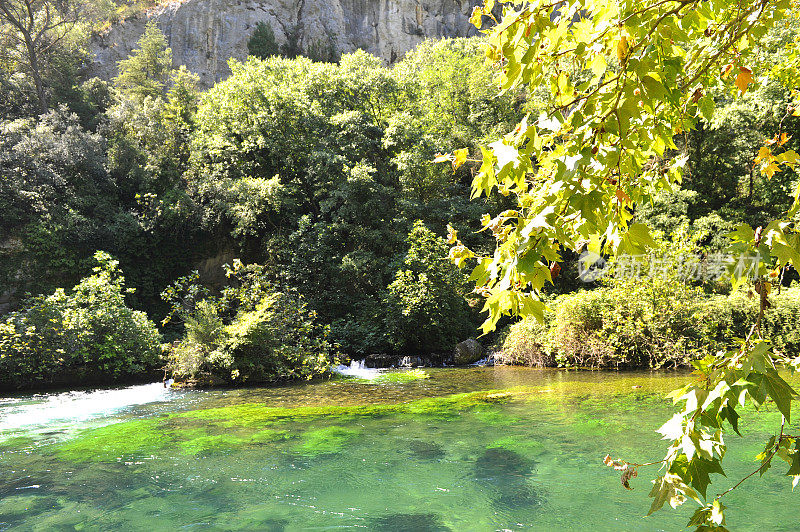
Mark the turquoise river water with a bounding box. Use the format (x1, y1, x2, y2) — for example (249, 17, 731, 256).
(0, 367, 798, 531)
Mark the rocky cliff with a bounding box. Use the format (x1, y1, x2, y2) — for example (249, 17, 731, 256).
(90, 0, 479, 86)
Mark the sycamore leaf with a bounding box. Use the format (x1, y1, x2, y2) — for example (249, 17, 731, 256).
(537, 112, 561, 131)
(687, 457, 725, 499)
(754, 146, 772, 164)
(469, 6, 482, 29)
(446, 224, 458, 245)
(616, 35, 629, 63)
(616, 188, 631, 203)
(786, 441, 800, 478)
(648, 474, 699, 515)
(453, 148, 468, 171)
(762, 371, 796, 423)
(489, 140, 519, 170)
(762, 161, 781, 179)
(721, 404, 741, 436)
(758, 435, 777, 476)
(735, 66, 752, 94)
(589, 53, 607, 79)
(519, 295, 545, 322)
(521, 205, 556, 236)
(621, 467, 638, 490)
(710, 499, 726, 526)
(448, 245, 475, 269)
(771, 241, 800, 270)
(728, 223, 755, 243)
(778, 150, 800, 165)
(624, 223, 657, 253)
(658, 413, 685, 440)
(721, 63, 734, 79)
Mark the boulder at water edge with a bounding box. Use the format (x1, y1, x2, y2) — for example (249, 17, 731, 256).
(453, 339, 485, 365)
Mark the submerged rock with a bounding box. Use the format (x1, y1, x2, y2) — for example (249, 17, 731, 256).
(474, 447, 542, 509)
(369, 513, 451, 532)
(253, 518, 288, 531)
(453, 339, 485, 365)
(406, 439, 445, 460)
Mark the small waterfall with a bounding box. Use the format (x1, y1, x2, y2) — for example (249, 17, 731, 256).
(332, 359, 383, 379)
(470, 353, 497, 366)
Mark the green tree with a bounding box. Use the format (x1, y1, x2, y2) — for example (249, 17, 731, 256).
(164, 261, 334, 384)
(0, 107, 112, 296)
(0, 0, 83, 113)
(185, 46, 520, 354)
(247, 22, 279, 59)
(385, 221, 474, 354)
(114, 22, 173, 101)
(448, 0, 800, 528)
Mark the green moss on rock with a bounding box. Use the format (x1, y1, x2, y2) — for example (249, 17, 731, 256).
(50, 380, 684, 464)
(180, 434, 248, 456)
(296, 426, 360, 456)
(0, 435, 37, 452)
(369, 369, 431, 384)
(55, 418, 169, 462)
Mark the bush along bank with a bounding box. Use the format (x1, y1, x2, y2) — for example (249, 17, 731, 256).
(496, 275, 800, 370)
(0, 252, 163, 391)
(162, 261, 337, 387)
(493, 229, 800, 369)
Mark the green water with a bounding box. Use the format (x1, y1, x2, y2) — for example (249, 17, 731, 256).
(1, 368, 798, 531)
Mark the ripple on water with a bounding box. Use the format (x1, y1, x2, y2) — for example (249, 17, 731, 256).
(369, 513, 452, 532)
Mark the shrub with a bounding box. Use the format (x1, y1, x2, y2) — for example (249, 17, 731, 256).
(184, 299, 224, 347)
(498, 279, 800, 369)
(0, 252, 162, 390)
(384, 221, 475, 354)
(494, 315, 553, 367)
(763, 284, 800, 358)
(219, 291, 332, 383)
(164, 261, 335, 384)
(168, 339, 205, 380)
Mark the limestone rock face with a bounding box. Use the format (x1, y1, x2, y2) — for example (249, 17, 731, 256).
(90, 0, 480, 87)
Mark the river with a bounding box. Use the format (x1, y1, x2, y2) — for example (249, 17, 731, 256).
(0, 367, 796, 530)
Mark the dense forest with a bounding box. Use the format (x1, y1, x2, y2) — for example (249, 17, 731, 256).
(1, 0, 800, 390)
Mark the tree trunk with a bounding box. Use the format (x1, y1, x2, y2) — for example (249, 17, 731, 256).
(24, 34, 47, 114)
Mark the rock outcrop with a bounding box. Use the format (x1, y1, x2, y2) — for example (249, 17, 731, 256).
(453, 338, 485, 365)
(90, 0, 480, 87)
